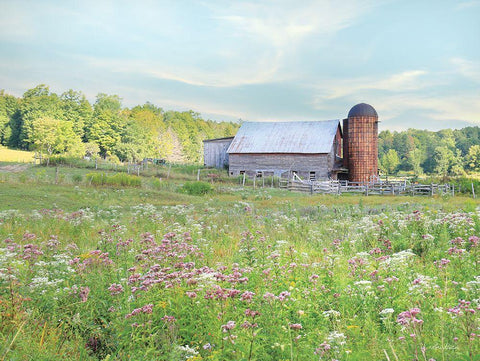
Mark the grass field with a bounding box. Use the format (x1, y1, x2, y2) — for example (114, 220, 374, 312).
(0, 146, 34, 163)
(1, 163, 480, 360)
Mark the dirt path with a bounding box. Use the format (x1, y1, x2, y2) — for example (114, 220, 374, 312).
(0, 164, 31, 173)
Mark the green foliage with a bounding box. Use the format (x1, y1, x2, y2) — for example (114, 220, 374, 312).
(180, 181, 213, 195)
(86, 172, 142, 187)
(466, 145, 480, 171)
(72, 173, 83, 183)
(379, 127, 479, 175)
(380, 149, 400, 175)
(0, 86, 239, 164)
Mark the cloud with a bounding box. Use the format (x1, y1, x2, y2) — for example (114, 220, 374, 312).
(311, 67, 480, 129)
(450, 57, 480, 83)
(456, 0, 480, 9)
(317, 70, 430, 100)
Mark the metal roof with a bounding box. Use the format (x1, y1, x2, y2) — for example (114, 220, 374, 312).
(203, 136, 235, 143)
(227, 119, 340, 154)
(348, 103, 378, 118)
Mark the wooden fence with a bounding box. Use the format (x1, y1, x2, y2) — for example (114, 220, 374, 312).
(285, 179, 454, 196)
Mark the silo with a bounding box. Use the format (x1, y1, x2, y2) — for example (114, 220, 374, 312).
(343, 103, 378, 183)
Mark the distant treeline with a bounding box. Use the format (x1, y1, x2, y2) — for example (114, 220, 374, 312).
(1, 85, 479, 174)
(0, 85, 239, 163)
(379, 127, 480, 177)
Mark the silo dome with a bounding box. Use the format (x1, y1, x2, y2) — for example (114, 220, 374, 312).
(348, 103, 378, 118)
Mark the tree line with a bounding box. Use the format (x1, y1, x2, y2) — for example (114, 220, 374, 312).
(0, 85, 239, 163)
(2, 84, 479, 174)
(379, 127, 480, 177)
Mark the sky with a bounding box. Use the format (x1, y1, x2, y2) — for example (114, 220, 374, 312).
(0, 0, 479, 131)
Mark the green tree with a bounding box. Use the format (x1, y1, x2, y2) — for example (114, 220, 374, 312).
(85, 94, 125, 156)
(381, 149, 400, 175)
(406, 148, 424, 176)
(466, 145, 480, 171)
(19, 85, 63, 149)
(29, 116, 83, 164)
(434, 146, 454, 179)
(60, 89, 93, 139)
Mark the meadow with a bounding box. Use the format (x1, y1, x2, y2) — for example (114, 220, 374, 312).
(0, 164, 479, 360)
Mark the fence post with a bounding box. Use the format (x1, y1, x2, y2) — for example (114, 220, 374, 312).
(242, 172, 246, 187)
(472, 183, 476, 199)
(55, 167, 59, 184)
(365, 183, 369, 196)
(197, 169, 200, 181)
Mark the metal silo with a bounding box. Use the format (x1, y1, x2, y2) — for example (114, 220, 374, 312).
(343, 103, 378, 183)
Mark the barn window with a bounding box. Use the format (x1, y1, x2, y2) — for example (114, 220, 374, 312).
(309, 172, 316, 181)
(239, 171, 245, 175)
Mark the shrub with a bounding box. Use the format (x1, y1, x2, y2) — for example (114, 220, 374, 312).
(180, 181, 213, 195)
(72, 174, 83, 183)
(86, 172, 141, 187)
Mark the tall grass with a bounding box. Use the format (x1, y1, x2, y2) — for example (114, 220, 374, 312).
(86, 172, 142, 187)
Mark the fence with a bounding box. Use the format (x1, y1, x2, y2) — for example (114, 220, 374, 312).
(284, 178, 454, 196)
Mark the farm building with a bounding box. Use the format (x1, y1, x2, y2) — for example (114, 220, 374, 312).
(203, 137, 234, 169)
(203, 103, 378, 183)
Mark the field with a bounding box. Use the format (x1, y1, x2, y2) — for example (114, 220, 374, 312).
(0, 146, 35, 163)
(1, 164, 480, 360)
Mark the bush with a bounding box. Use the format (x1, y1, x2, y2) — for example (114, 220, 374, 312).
(452, 176, 480, 195)
(180, 181, 213, 195)
(72, 174, 83, 183)
(86, 172, 141, 187)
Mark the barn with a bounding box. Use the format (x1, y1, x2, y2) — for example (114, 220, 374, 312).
(203, 103, 378, 183)
(203, 137, 234, 169)
(227, 119, 343, 180)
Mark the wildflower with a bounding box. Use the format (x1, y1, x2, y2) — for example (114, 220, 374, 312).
(244, 309, 261, 317)
(468, 235, 479, 247)
(397, 308, 423, 326)
(186, 291, 197, 299)
(289, 323, 302, 330)
(314, 341, 331, 357)
(240, 291, 255, 302)
(108, 283, 124, 296)
(161, 315, 176, 323)
(379, 308, 395, 319)
(327, 331, 346, 345)
(125, 304, 154, 319)
(278, 291, 291, 301)
(79, 286, 90, 302)
(323, 309, 341, 318)
(241, 321, 258, 329)
(434, 258, 451, 269)
(221, 321, 236, 332)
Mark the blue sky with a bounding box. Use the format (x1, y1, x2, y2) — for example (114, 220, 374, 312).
(0, 0, 479, 130)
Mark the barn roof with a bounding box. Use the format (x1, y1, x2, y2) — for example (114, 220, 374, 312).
(227, 119, 340, 154)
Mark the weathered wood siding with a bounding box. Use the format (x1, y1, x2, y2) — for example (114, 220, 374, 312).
(229, 146, 337, 180)
(203, 138, 234, 168)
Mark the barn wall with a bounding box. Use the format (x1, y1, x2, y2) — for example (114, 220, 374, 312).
(203, 138, 233, 168)
(229, 151, 335, 180)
